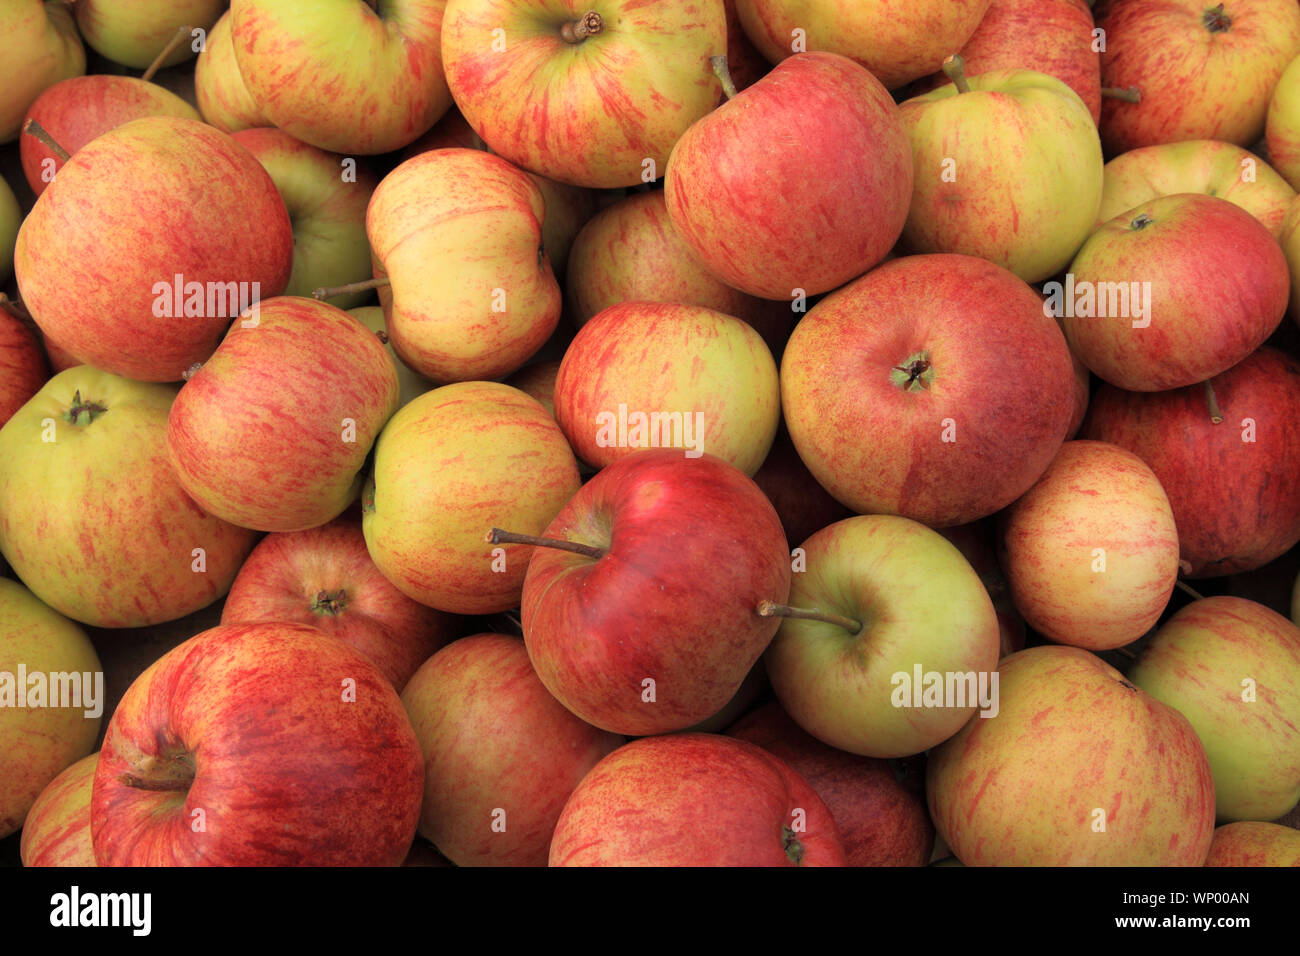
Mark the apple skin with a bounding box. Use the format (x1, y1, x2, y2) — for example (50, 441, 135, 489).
(999, 441, 1179, 652)
(363, 381, 581, 616)
(722, 0, 770, 92)
(899, 68, 1102, 284)
(938, 521, 1026, 657)
(400, 634, 623, 867)
(553, 301, 781, 477)
(1094, 140, 1295, 239)
(0, 579, 102, 839)
(1268, 54, 1300, 190)
(230, 0, 452, 155)
(0, 174, 19, 284)
(1062, 194, 1288, 393)
(14, 116, 293, 384)
(19, 75, 201, 197)
(75, 0, 225, 70)
(734, 0, 990, 91)
(521, 450, 791, 737)
(1204, 822, 1300, 865)
(504, 360, 560, 419)
(1128, 597, 1300, 822)
(442, 0, 724, 189)
(18, 753, 96, 867)
(750, 425, 851, 551)
(1282, 195, 1300, 329)
(781, 254, 1076, 528)
(1081, 348, 1300, 578)
(0, 1, 85, 144)
(549, 734, 846, 866)
(221, 517, 457, 692)
(727, 701, 934, 866)
(0, 309, 48, 429)
(0, 367, 256, 628)
(928, 645, 1216, 866)
(1096, 0, 1300, 154)
(665, 51, 912, 301)
(194, 10, 267, 133)
(91, 621, 424, 866)
(349, 307, 434, 410)
(765, 514, 1001, 759)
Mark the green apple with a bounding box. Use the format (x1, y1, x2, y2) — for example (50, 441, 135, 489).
(75, 0, 225, 69)
(194, 10, 267, 133)
(0, 174, 19, 284)
(0, 1, 84, 143)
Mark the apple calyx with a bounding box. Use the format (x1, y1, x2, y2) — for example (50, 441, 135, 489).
(1203, 381, 1224, 424)
(65, 390, 107, 426)
(710, 55, 740, 101)
(141, 24, 193, 84)
(757, 600, 863, 635)
(942, 54, 972, 95)
(1101, 86, 1142, 103)
(890, 352, 934, 392)
(1130, 212, 1154, 231)
(560, 12, 603, 44)
(22, 119, 71, 163)
(312, 277, 391, 301)
(1203, 3, 1231, 32)
(487, 527, 606, 560)
(312, 589, 348, 615)
(119, 752, 196, 793)
(781, 826, 805, 865)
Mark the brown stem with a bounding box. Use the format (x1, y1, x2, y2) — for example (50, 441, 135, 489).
(313, 276, 390, 300)
(23, 119, 70, 163)
(711, 55, 739, 100)
(757, 600, 862, 635)
(1101, 86, 1142, 103)
(1176, 580, 1207, 601)
(1204, 380, 1223, 424)
(1112, 646, 1138, 661)
(487, 528, 606, 560)
(560, 11, 602, 43)
(142, 24, 193, 82)
(119, 773, 190, 792)
(942, 54, 971, 94)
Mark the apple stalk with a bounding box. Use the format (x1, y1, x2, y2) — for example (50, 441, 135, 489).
(757, 600, 863, 635)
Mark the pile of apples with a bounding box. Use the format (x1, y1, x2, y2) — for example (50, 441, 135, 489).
(4, 0, 1300, 868)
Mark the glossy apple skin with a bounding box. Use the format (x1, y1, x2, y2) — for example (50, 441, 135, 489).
(0, 0, 85, 143)
(550, 734, 846, 866)
(1063, 195, 1288, 392)
(1204, 822, 1300, 865)
(0, 580, 101, 839)
(782, 254, 1075, 527)
(92, 622, 424, 866)
(194, 10, 266, 133)
(14, 116, 293, 383)
(167, 297, 399, 533)
(1097, 0, 1300, 154)
(0, 368, 256, 628)
(1000, 441, 1179, 651)
(19, 753, 96, 867)
(75, 0, 224, 70)
(1082, 348, 1300, 578)
(735, 0, 990, 90)
(666, 52, 911, 300)
(553, 301, 781, 476)
(230, 0, 452, 155)
(401, 634, 623, 867)
(1128, 597, 1300, 822)
(0, 309, 48, 428)
(221, 517, 456, 692)
(727, 701, 934, 866)
(928, 645, 1216, 866)
(363, 381, 581, 616)
(1094, 140, 1295, 238)
(522, 450, 791, 736)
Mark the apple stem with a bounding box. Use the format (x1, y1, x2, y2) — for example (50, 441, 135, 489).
(1175, 580, 1206, 601)
(942, 54, 971, 94)
(487, 528, 607, 560)
(560, 11, 603, 43)
(757, 600, 863, 635)
(710, 55, 739, 101)
(118, 773, 190, 792)
(22, 119, 70, 163)
(313, 277, 391, 300)
(1203, 381, 1224, 424)
(142, 24, 193, 83)
(1101, 86, 1142, 103)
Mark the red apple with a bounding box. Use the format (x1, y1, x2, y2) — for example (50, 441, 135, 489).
(0, 310, 47, 428)
(750, 425, 852, 550)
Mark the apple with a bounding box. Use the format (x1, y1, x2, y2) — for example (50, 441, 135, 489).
(665, 51, 912, 300)
(553, 302, 780, 476)
(938, 521, 1027, 657)
(1060, 194, 1288, 392)
(750, 425, 851, 551)
(14, 116, 293, 384)
(722, 0, 770, 92)
(764, 514, 1001, 758)
(167, 296, 399, 534)
(1268, 54, 1300, 190)
(928, 645, 1216, 865)
(1082, 348, 1300, 578)
(1097, 0, 1300, 154)
(733, 0, 991, 91)
(0, 579, 101, 840)
(504, 361, 560, 419)
(899, 60, 1102, 283)
(230, 0, 452, 155)
(781, 254, 1076, 528)
(91, 621, 424, 866)
(75, 0, 224, 70)
(0, 367, 256, 628)
(194, 10, 267, 133)
(1128, 596, 1300, 822)
(1204, 822, 1300, 865)
(18, 753, 96, 867)
(400, 633, 623, 867)
(549, 734, 846, 866)
(1000, 441, 1179, 651)
(0, 309, 47, 429)
(727, 701, 935, 866)
(221, 517, 457, 692)
(367, 149, 561, 384)
(0, 174, 21, 284)
(516, 450, 791, 736)
(1094, 140, 1295, 239)
(0, 1, 85, 144)
(363, 381, 581, 616)
(349, 307, 434, 409)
